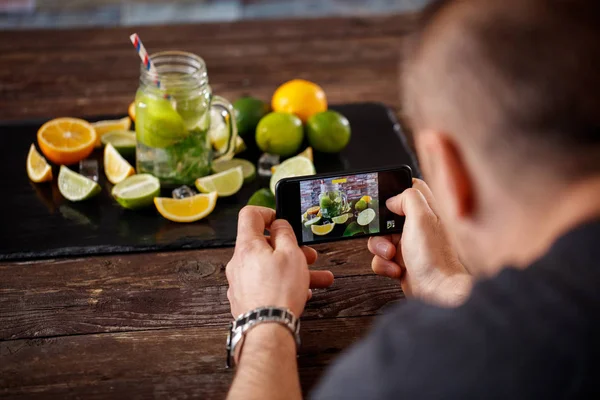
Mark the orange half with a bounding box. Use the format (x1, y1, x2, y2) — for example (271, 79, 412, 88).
(37, 118, 97, 165)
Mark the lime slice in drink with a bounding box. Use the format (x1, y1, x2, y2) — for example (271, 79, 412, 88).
(357, 208, 376, 226)
(247, 188, 276, 209)
(111, 174, 160, 210)
(270, 155, 316, 194)
(212, 158, 256, 183)
(100, 130, 136, 157)
(58, 165, 101, 202)
(195, 166, 244, 197)
(311, 223, 335, 236)
(304, 216, 321, 227)
(135, 94, 187, 148)
(332, 213, 350, 224)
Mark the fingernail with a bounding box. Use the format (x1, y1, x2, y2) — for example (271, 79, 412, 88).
(376, 242, 391, 259)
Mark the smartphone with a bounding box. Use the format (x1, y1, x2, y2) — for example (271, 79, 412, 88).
(275, 165, 412, 245)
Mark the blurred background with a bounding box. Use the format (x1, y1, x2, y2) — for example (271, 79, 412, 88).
(0, 0, 429, 29)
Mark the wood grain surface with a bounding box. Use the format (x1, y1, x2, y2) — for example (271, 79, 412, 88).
(0, 14, 416, 399)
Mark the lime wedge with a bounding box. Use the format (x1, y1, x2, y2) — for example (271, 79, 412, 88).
(357, 208, 376, 226)
(270, 155, 316, 194)
(212, 158, 256, 183)
(332, 213, 350, 224)
(101, 130, 136, 157)
(343, 221, 365, 237)
(111, 174, 160, 210)
(58, 165, 101, 202)
(247, 188, 276, 209)
(195, 166, 244, 197)
(304, 216, 321, 227)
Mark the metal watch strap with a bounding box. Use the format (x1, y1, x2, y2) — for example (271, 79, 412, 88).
(226, 306, 301, 368)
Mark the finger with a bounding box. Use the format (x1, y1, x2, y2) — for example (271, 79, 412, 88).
(236, 206, 276, 248)
(307, 289, 313, 301)
(368, 236, 396, 260)
(371, 255, 403, 279)
(386, 188, 434, 221)
(270, 219, 298, 252)
(301, 246, 318, 265)
(411, 178, 438, 213)
(309, 270, 335, 288)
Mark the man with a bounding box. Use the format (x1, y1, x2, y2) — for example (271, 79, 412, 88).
(225, 0, 600, 398)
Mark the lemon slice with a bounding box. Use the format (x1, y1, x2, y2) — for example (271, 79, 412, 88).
(100, 130, 136, 157)
(112, 174, 160, 209)
(311, 223, 335, 236)
(58, 165, 101, 201)
(270, 155, 316, 194)
(104, 143, 135, 184)
(92, 116, 131, 147)
(154, 192, 218, 223)
(357, 208, 376, 226)
(27, 144, 53, 182)
(195, 166, 244, 197)
(332, 213, 350, 224)
(211, 158, 256, 183)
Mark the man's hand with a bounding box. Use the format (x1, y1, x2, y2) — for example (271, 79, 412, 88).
(368, 179, 473, 307)
(227, 206, 335, 318)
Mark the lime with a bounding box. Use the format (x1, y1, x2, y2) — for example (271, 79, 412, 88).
(247, 188, 276, 209)
(357, 208, 376, 226)
(269, 155, 316, 194)
(343, 222, 365, 237)
(234, 97, 270, 137)
(58, 165, 101, 202)
(100, 130, 136, 157)
(135, 93, 187, 148)
(195, 166, 244, 197)
(256, 112, 303, 157)
(306, 110, 351, 153)
(311, 223, 335, 236)
(304, 216, 322, 227)
(332, 213, 349, 224)
(355, 199, 367, 212)
(212, 158, 256, 183)
(111, 174, 160, 210)
(320, 196, 332, 209)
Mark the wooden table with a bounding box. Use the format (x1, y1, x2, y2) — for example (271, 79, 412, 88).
(0, 15, 416, 399)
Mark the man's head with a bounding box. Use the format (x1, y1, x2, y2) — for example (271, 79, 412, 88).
(403, 0, 600, 272)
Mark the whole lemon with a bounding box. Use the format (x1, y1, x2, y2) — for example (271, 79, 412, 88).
(272, 79, 327, 123)
(255, 112, 304, 157)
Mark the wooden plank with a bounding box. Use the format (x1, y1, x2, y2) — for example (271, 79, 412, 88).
(0, 316, 378, 399)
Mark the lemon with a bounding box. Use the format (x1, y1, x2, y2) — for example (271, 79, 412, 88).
(104, 143, 135, 184)
(360, 195, 372, 204)
(269, 155, 316, 194)
(27, 144, 53, 182)
(272, 79, 327, 123)
(111, 174, 160, 210)
(311, 223, 335, 236)
(357, 208, 376, 226)
(212, 158, 256, 183)
(256, 112, 304, 157)
(58, 165, 101, 202)
(100, 130, 136, 157)
(332, 213, 350, 224)
(195, 166, 244, 197)
(304, 216, 321, 227)
(247, 188, 276, 209)
(154, 192, 218, 223)
(92, 116, 131, 147)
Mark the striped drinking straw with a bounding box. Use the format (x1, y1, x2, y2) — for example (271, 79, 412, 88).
(129, 33, 163, 91)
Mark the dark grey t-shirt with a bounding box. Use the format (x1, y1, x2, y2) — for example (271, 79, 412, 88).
(312, 221, 600, 399)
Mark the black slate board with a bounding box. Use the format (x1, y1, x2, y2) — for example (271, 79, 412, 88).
(0, 102, 419, 261)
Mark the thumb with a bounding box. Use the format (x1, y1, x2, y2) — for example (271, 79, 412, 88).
(386, 188, 435, 221)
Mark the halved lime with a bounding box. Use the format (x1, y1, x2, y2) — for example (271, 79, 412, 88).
(357, 208, 376, 226)
(304, 216, 321, 227)
(195, 166, 244, 197)
(58, 165, 101, 202)
(332, 213, 350, 224)
(212, 158, 256, 183)
(270, 155, 316, 194)
(111, 174, 160, 209)
(311, 223, 335, 236)
(247, 188, 276, 209)
(100, 130, 136, 157)
(135, 94, 187, 148)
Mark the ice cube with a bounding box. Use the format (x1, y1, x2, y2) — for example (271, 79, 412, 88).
(79, 159, 99, 182)
(172, 185, 196, 199)
(258, 153, 280, 177)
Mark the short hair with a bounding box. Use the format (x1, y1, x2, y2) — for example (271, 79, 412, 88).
(402, 0, 600, 178)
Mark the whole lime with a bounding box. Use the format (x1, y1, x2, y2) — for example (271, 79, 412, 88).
(234, 97, 270, 137)
(306, 110, 351, 153)
(256, 112, 304, 157)
(355, 199, 367, 212)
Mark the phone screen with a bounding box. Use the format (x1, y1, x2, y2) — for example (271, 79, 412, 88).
(276, 166, 412, 245)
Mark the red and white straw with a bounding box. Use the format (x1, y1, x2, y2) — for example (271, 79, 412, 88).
(129, 33, 161, 88)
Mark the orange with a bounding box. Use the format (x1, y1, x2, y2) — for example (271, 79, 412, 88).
(271, 79, 327, 123)
(37, 118, 97, 165)
(128, 101, 136, 122)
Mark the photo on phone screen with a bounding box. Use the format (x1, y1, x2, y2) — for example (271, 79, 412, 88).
(276, 166, 412, 245)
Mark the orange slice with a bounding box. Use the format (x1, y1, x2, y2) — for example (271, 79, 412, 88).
(128, 101, 136, 122)
(104, 143, 135, 184)
(37, 118, 97, 165)
(92, 116, 131, 147)
(27, 144, 53, 182)
(154, 192, 218, 223)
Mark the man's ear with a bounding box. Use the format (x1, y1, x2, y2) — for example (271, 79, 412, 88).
(416, 131, 474, 218)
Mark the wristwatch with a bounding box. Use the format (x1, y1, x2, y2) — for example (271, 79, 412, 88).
(225, 306, 301, 368)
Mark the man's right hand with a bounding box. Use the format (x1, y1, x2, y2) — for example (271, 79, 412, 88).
(368, 179, 473, 307)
